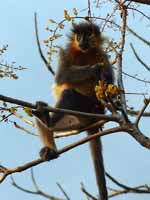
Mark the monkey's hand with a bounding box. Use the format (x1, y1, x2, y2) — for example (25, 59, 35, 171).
(32, 101, 58, 161)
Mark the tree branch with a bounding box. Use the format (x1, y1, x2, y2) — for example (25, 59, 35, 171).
(34, 13, 55, 75)
(0, 94, 120, 121)
(106, 172, 150, 194)
(135, 99, 150, 126)
(0, 126, 122, 183)
(127, 0, 150, 5)
(117, 6, 127, 112)
(130, 43, 150, 72)
(11, 175, 64, 200)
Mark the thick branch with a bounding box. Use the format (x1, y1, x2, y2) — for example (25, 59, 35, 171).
(117, 6, 127, 112)
(0, 94, 120, 121)
(127, 0, 150, 5)
(127, 124, 150, 148)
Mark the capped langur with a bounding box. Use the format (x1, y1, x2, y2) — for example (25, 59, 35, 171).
(33, 22, 114, 200)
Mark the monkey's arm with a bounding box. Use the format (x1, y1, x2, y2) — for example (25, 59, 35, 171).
(100, 64, 114, 84)
(55, 64, 101, 84)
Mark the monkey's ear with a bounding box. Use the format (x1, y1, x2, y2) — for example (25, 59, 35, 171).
(52, 114, 83, 132)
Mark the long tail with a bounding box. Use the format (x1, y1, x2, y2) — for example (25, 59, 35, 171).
(88, 129, 108, 200)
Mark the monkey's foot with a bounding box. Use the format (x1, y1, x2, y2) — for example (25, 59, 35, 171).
(39, 147, 58, 161)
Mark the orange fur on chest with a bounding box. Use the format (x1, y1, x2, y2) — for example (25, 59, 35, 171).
(52, 83, 70, 99)
(69, 46, 104, 65)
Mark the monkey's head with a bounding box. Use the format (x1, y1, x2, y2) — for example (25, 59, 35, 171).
(69, 22, 103, 52)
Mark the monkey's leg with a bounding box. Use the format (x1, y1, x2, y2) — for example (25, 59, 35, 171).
(33, 102, 58, 161)
(51, 89, 108, 199)
(87, 128, 108, 200)
(33, 90, 91, 160)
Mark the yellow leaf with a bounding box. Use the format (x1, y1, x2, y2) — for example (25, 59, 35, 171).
(58, 23, 64, 29)
(3, 101, 7, 107)
(23, 107, 33, 117)
(64, 9, 72, 21)
(49, 19, 57, 24)
(73, 8, 78, 16)
(10, 107, 17, 113)
(95, 81, 107, 101)
(71, 18, 76, 27)
(106, 84, 120, 98)
(54, 34, 62, 39)
(95, 81, 119, 101)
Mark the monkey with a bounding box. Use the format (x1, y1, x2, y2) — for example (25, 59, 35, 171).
(33, 22, 114, 200)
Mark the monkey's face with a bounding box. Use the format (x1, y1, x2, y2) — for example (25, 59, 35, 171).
(74, 32, 99, 52)
(70, 23, 101, 53)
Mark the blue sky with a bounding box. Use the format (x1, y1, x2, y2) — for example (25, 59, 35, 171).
(0, 0, 150, 200)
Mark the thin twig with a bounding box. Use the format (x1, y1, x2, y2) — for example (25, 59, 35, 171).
(127, 108, 150, 117)
(34, 13, 55, 75)
(106, 172, 150, 193)
(127, 26, 150, 46)
(108, 185, 150, 198)
(11, 175, 63, 200)
(128, 6, 150, 21)
(57, 183, 71, 200)
(135, 99, 150, 126)
(130, 43, 150, 72)
(81, 183, 97, 200)
(113, 65, 150, 84)
(11, 176, 38, 194)
(13, 122, 38, 136)
(31, 168, 40, 191)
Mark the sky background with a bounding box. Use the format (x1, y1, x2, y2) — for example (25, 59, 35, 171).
(0, 0, 150, 200)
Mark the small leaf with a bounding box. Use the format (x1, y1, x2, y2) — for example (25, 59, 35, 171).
(10, 107, 17, 113)
(106, 84, 120, 97)
(3, 101, 7, 107)
(58, 23, 65, 29)
(95, 81, 120, 101)
(64, 10, 72, 21)
(54, 34, 63, 39)
(49, 19, 57, 24)
(23, 107, 33, 117)
(73, 8, 78, 16)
